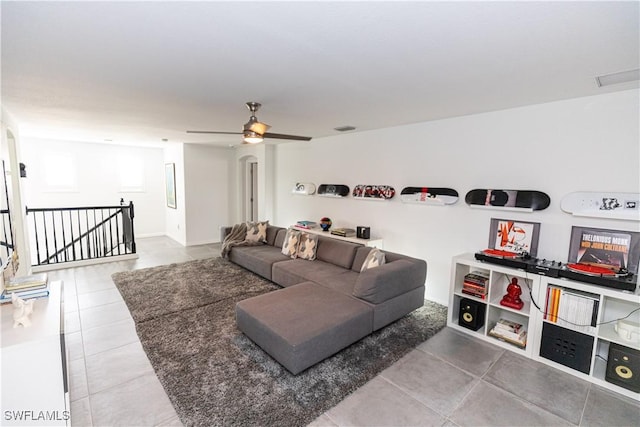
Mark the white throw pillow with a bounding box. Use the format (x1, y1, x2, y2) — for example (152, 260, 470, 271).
(361, 248, 386, 272)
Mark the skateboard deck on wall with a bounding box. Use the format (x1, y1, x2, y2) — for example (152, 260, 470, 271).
(561, 192, 640, 221)
(400, 187, 459, 205)
(317, 184, 350, 198)
(352, 185, 396, 200)
(292, 182, 316, 195)
(465, 189, 550, 211)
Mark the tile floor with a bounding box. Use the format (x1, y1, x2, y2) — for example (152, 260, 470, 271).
(49, 236, 639, 426)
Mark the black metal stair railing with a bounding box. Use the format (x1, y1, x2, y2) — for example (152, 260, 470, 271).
(26, 201, 136, 267)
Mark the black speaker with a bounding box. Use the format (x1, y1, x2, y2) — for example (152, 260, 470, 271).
(606, 343, 640, 393)
(356, 226, 370, 239)
(458, 298, 485, 331)
(540, 322, 593, 374)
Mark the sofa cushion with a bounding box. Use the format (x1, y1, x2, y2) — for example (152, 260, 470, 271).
(297, 233, 318, 260)
(235, 281, 373, 374)
(352, 259, 426, 304)
(316, 237, 359, 269)
(281, 229, 301, 258)
(360, 248, 386, 272)
(265, 225, 284, 246)
(312, 270, 360, 296)
(245, 221, 268, 242)
(229, 245, 291, 280)
(273, 228, 287, 248)
(272, 259, 349, 288)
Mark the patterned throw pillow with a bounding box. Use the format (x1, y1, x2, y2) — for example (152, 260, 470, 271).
(281, 229, 301, 258)
(245, 221, 268, 242)
(361, 248, 386, 272)
(297, 233, 318, 260)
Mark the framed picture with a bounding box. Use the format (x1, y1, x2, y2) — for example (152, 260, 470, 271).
(165, 163, 176, 209)
(488, 218, 540, 257)
(567, 226, 640, 274)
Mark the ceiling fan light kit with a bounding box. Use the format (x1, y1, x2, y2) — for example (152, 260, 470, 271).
(187, 101, 312, 144)
(243, 131, 264, 144)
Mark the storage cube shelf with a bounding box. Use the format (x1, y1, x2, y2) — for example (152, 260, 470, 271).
(449, 253, 640, 401)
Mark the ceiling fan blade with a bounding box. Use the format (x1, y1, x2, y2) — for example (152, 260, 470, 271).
(263, 132, 312, 141)
(186, 130, 242, 135)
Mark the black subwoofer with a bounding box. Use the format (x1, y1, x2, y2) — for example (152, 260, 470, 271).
(458, 298, 485, 331)
(606, 343, 640, 393)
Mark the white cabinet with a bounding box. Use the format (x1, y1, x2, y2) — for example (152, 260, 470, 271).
(449, 254, 640, 401)
(0, 281, 70, 426)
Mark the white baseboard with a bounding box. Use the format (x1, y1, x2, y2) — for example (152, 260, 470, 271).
(31, 254, 139, 272)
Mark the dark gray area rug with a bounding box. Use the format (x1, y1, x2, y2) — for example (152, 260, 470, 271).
(112, 257, 447, 427)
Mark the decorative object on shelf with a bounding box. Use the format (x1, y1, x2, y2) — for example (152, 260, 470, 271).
(11, 293, 34, 328)
(561, 192, 640, 221)
(294, 220, 317, 230)
(331, 228, 356, 237)
(465, 189, 550, 212)
(292, 182, 316, 195)
(400, 187, 459, 205)
(562, 226, 639, 292)
(165, 163, 177, 209)
(487, 218, 540, 257)
(317, 184, 350, 198)
(500, 277, 524, 310)
(488, 318, 527, 348)
(319, 217, 332, 231)
(356, 226, 370, 239)
(615, 319, 640, 342)
(352, 185, 395, 200)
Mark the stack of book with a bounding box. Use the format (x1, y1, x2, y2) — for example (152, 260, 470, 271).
(0, 273, 49, 303)
(330, 228, 356, 237)
(462, 271, 489, 299)
(545, 285, 599, 334)
(489, 318, 527, 348)
(294, 220, 317, 230)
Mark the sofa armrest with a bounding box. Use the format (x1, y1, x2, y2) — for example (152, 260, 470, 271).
(220, 226, 233, 242)
(352, 259, 427, 304)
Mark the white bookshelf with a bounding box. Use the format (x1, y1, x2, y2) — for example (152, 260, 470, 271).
(449, 253, 640, 401)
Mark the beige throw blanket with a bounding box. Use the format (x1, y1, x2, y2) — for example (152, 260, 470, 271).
(221, 223, 262, 259)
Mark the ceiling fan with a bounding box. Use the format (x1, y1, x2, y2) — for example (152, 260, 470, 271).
(187, 102, 312, 144)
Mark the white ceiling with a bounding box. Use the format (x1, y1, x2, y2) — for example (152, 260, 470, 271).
(1, 1, 638, 147)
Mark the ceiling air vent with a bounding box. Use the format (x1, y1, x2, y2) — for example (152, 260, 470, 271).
(334, 126, 356, 132)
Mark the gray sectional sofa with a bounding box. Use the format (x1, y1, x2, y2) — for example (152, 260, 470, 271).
(223, 224, 427, 374)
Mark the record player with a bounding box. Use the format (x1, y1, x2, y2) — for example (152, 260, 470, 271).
(474, 249, 564, 277)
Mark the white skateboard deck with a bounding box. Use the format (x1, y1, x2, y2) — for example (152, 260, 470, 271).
(292, 182, 316, 195)
(561, 192, 640, 221)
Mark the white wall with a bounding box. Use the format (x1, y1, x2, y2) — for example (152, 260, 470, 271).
(20, 138, 166, 237)
(164, 142, 186, 244)
(272, 90, 640, 305)
(183, 144, 232, 245)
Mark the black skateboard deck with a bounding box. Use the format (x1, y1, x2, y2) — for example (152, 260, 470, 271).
(465, 189, 550, 211)
(317, 184, 350, 197)
(400, 187, 458, 205)
(352, 185, 395, 200)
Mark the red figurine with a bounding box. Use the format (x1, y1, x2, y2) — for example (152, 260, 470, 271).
(500, 277, 524, 310)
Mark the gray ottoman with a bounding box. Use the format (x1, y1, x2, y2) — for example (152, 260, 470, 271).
(236, 281, 373, 374)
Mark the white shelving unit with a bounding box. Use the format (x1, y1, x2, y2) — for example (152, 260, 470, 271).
(290, 226, 383, 249)
(535, 275, 640, 401)
(448, 253, 541, 357)
(449, 253, 640, 401)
